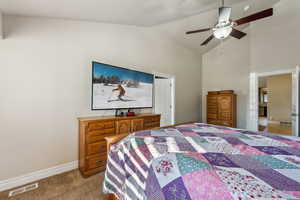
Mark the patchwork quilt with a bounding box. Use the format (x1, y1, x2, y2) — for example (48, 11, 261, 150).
(103, 123, 300, 200)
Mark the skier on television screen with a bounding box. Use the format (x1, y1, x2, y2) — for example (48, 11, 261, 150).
(112, 84, 126, 101)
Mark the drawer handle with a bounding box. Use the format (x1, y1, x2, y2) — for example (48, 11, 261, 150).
(95, 160, 106, 165)
(99, 145, 106, 150)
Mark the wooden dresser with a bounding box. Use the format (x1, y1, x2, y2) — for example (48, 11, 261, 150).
(78, 114, 160, 177)
(207, 90, 237, 128)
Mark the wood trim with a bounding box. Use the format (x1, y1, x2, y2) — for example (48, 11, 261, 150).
(107, 194, 119, 200)
(78, 114, 160, 122)
(104, 121, 196, 200)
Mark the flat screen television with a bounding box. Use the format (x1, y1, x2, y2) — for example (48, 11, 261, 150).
(92, 61, 154, 110)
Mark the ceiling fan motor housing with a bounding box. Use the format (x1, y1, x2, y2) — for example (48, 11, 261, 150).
(213, 21, 234, 39)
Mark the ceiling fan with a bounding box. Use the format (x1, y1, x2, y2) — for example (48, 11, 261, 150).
(186, 0, 273, 46)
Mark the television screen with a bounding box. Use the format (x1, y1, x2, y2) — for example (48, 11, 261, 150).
(92, 62, 154, 110)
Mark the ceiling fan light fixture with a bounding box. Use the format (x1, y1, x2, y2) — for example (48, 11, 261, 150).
(213, 25, 232, 39)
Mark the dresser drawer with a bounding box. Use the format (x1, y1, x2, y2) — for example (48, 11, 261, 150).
(88, 121, 115, 131)
(152, 116, 160, 122)
(86, 140, 107, 156)
(207, 113, 218, 120)
(220, 121, 233, 127)
(144, 117, 153, 123)
(207, 105, 217, 110)
(207, 97, 217, 103)
(86, 154, 107, 170)
(207, 101, 218, 108)
(86, 128, 115, 143)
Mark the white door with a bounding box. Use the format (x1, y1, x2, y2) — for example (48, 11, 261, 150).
(292, 66, 300, 136)
(155, 78, 173, 126)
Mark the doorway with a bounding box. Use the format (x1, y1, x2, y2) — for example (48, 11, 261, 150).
(258, 74, 292, 136)
(154, 73, 175, 126)
(248, 67, 299, 137)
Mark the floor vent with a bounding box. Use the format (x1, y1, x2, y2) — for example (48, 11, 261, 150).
(8, 183, 39, 197)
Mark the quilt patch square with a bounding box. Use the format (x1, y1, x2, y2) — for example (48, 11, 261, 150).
(227, 154, 269, 169)
(204, 137, 229, 143)
(278, 147, 300, 157)
(187, 152, 210, 162)
(275, 155, 300, 167)
(181, 131, 199, 136)
(251, 155, 300, 169)
(247, 168, 300, 191)
(195, 132, 217, 137)
(138, 144, 153, 162)
(203, 153, 239, 167)
(254, 146, 293, 155)
(182, 170, 233, 200)
(176, 153, 212, 175)
(132, 137, 147, 146)
(174, 137, 197, 152)
(189, 136, 208, 143)
(281, 135, 300, 142)
(145, 169, 165, 200)
(134, 130, 151, 136)
(231, 133, 253, 140)
(199, 142, 240, 154)
(224, 137, 247, 145)
(280, 140, 300, 148)
(152, 154, 181, 188)
(162, 177, 192, 200)
(232, 144, 265, 155)
(176, 127, 193, 132)
(264, 134, 292, 141)
(194, 127, 229, 134)
(216, 168, 293, 200)
(240, 135, 288, 147)
(276, 169, 300, 183)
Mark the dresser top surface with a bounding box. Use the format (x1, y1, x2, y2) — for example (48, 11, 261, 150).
(78, 113, 160, 122)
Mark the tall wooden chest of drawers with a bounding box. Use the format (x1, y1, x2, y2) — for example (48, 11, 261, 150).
(207, 90, 237, 128)
(78, 114, 160, 177)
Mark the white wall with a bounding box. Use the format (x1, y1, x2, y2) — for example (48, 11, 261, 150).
(202, 0, 300, 129)
(0, 16, 201, 181)
(0, 11, 3, 39)
(250, 0, 300, 72)
(202, 35, 250, 128)
(267, 74, 292, 122)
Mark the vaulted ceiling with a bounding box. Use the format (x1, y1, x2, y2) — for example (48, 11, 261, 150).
(0, 0, 279, 53)
(155, 0, 279, 53)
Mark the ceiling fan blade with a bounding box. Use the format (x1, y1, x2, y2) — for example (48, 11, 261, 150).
(219, 7, 232, 24)
(186, 28, 211, 34)
(235, 8, 273, 26)
(201, 35, 214, 46)
(230, 29, 247, 39)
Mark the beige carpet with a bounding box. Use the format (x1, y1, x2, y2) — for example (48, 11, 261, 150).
(0, 170, 109, 200)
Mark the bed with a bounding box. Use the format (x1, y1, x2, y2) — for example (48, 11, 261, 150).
(103, 122, 300, 200)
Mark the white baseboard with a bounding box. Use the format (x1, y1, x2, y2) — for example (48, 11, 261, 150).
(0, 161, 78, 192)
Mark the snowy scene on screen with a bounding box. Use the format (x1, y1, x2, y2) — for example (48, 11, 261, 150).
(92, 62, 153, 110)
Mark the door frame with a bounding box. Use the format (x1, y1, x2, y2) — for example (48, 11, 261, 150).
(153, 72, 176, 125)
(248, 66, 299, 136)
